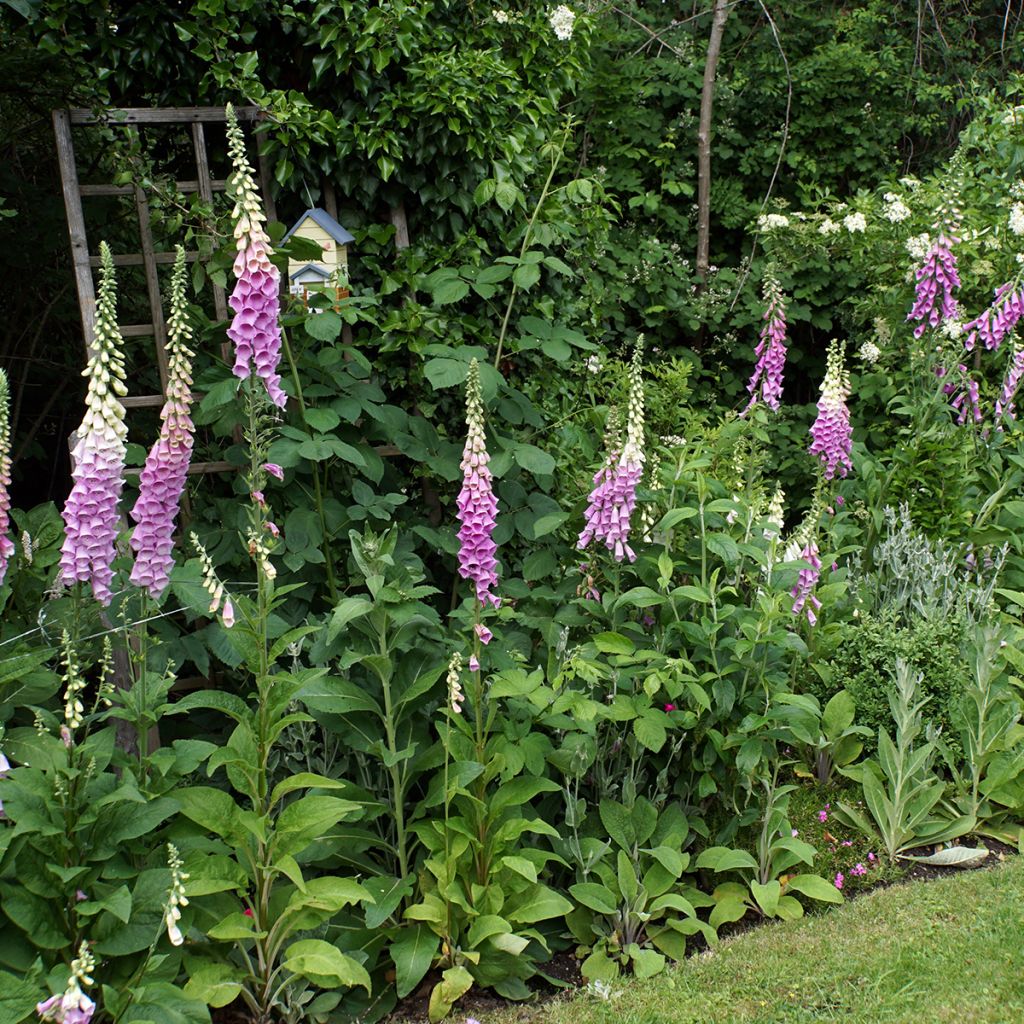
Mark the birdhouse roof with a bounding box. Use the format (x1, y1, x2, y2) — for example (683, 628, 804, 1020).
(282, 207, 355, 246)
(290, 263, 333, 281)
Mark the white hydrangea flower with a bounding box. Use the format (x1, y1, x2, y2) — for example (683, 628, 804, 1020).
(548, 4, 575, 40)
(1010, 203, 1024, 236)
(906, 232, 932, 262)
(843, 212, 867, 233)
(858, 340, 881, 364)
(757, 213, 790, 231)
(818, 218, 840, 236)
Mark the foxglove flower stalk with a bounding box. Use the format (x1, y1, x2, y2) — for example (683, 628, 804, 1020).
(225, 104, 286, 409)
(943, 364, 983, 425)
(0, 369, 14, 584)
(60, 242, 128, 604)
(907, 220, 961, 338)
(129, 248, 195, 598)
(744, 275, 787, 412)
(808, 340, 852, 480)
(446, 652, 464, 714)
(790, 538, 822, 625)
(996, 346, 1024, 421)
(962, 280, 1024, 353)
(191, 532, 234, 628)
(456, 360, 499, 607)
(37, 942, 95, 1024)
(164, 843, 189, 946)
(579, 338, 645, 562)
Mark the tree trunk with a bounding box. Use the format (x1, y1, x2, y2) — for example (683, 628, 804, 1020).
(695, 0, 731, 285)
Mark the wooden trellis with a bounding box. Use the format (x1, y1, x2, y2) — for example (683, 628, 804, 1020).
(52, 105, 277, 474)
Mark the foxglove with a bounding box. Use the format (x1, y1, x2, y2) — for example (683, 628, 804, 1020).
(963, 281, 1024, 353)
(129, 248, 195, 598)
(0, 370, 14, 584)
(808, 340, 852, 480)
(456, 360, 499, 608)
(225, 104, 286, 408)
(790, 538, 822, 625)
(60, 242, 128, 604)
(944, 363, 983, 425)
(996, 346, 1024, 421)
(744, 275, 787, 413)
(579, 338, 645, 562)
(907, 221, 960, 338)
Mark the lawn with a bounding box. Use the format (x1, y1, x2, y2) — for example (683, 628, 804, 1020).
(484, 857, 1024, 1024)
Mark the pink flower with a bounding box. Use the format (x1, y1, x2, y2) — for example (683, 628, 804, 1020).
(996, 346, 1024, 422)
(868, 852, 876, 862)
(474, 622, 493, 646)
(791, 829, 799, 837)
(808, 340, 852, 481)
(265, 521, 280, 538)
(60, 243, 128, 605)
(225, 106, 286, 408)
(37, 990, 95, 1024)
(792, 540, 823, 625)
(944, 363, 983, 425)
(76, 890, 88, 902)
(817, 809, 828, 823)
(907, 226, 960, 338)
(0, 371, 14, 585)
(456, 360, 500, 608)
(744, 275, 788, 412)
(263, 462, 284, 481)
(221, 599, 235, 629)
(251, 490, 265, 506)
(129, 249, 195, 599)
(579, 339, 645, 562)
(841, 839, 852, 847)
(664, 703, 676, 712)
(835, 495, 845, 506)
(833, 872, 844, 890)
(243, 907, 254, 918)
(963, 281, 1024, 352)
(469, 655, 480, 672)
(851, 863, 867, 876)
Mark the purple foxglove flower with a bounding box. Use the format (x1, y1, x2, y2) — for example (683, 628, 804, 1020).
(996, 346, 1024, 422)
(579, 338, 645, 562)
(60, 242, 129, 605)
(963, 281, 1024, 353)
(743, 275, 788, 413)
(129, 248, 196, 599)
(0, 370, 14, 584)
(945, 363, 983, 425)
(791, 539, 822, 625)
(907, 225, 960, 338)
(474, 622, 493, 645)
(263, 462, 284, 480)
(457, 360, 500, 608)
(468, 654, 480, 672)
(808, 340, 852, 481)
(0, 750, 9, 819)
(225, 105, 286, 409)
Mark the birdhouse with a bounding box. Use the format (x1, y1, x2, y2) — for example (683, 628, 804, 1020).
(281, 207, 355, 304)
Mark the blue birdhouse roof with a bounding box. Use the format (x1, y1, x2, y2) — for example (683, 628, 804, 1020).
(282, 207, 355, 246)
(290, 263, 332, 281)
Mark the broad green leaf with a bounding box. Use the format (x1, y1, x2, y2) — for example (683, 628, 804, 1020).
(283, 939, 371, 992)
(786, 873, 844, 904)
(390, 924, 438, 998)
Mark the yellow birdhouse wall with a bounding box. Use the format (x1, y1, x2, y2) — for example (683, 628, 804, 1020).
(286, 216, 349, 284)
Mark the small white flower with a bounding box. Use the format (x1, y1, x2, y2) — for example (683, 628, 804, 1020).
(1010, 203, 1024, 236)
(843, 212, 867, 233)
(858, 340, 881, 364)
(548, 4, 575, 40)
(586, 355, 602, 374)
(883, 194, 910, 223)
(491, 8, 509, 23)
(906, 232, 932, 262)
(757, 213, 790, 231)
(941, 318, 964, 340)
(818, 218, 840, 236)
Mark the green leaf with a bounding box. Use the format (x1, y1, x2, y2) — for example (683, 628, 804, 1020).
(822, 690, 856, 736)
(0, 970, 41, 1024)
(786, 873, 844, 904)
(183, 964, 245, 1009)
(427, 965, 474, 1024)
(391, 924, 439, 998)
(899, 846, 989, 868)
(432, 278, 469, 305)
(513, 443, 556, 476)
(512, 261, 541, 290)
(750, 880, 780, 917)
(327, 596, 373, 642)
(695, 847, 759, 873)
(593, 632, 634, 655)
(424, 357, 470, 389)
(634, 712, 667, 752)
(282, 939, 371, 992)
(569, 881, 617, 915)
(304, 311, 343, 341)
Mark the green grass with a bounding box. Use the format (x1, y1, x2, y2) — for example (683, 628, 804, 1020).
(484, 858, 1024, 1024)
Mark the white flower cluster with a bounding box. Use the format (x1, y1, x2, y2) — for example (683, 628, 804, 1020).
(491, 8, 510, 23)
(548, 4, 575, 40)
(446, 651, 464, 714)
(843, 212, 867, 233)
(873, 317, 892, 344)
(941, 317, 964, 340)
(883, 192, 911, 223)
(586, 355, 603, 374)
(1010, 202, 1024, 236)
(858, 340, 881, 364)
(906, 232, 932, 262)
(763, 486, 785, 539)
(818, 218, 840, 236)
(60, 631, 86, 730)
(757, 213, 790, 231)
(191, 532, 235, 628)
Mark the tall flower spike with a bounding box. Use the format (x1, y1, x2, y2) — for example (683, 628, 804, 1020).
(962, 280, 1024, 353)
(744, 275, 788, 413)
(225, 104, 286, 408)
(943, 363, 983, 426)
(0, 370, 14, 584)
(907, 214, 961, 339)
(60, 242, 128, 604)
(578, 338, 645, 562)
(129, 247, 196, 598)
(996, 345, 1024, 423)
(790, 536, 822, 626)
(808, 340, 852, 481)
(456, 360, 500, 608)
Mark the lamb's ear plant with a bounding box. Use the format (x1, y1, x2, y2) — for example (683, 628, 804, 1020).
(834, 658, 973, 861)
